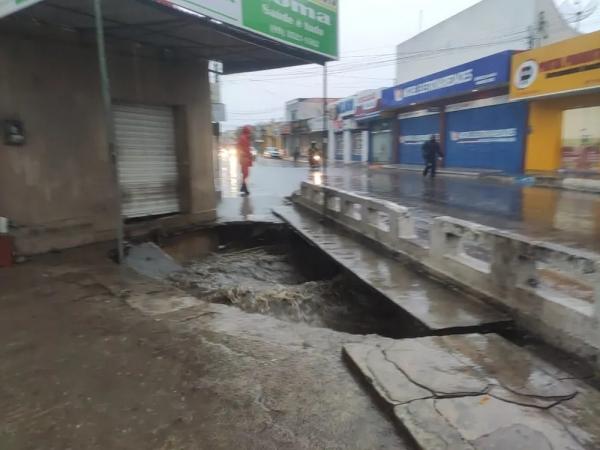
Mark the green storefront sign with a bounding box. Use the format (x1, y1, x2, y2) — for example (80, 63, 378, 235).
(1, 0, 338, 59)
(243, 0, 337, 58)
(0, 0, 44, 18)
(159, 0, 338, 59)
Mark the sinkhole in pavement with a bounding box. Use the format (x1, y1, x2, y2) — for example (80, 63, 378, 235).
(162, 223, 425, 338)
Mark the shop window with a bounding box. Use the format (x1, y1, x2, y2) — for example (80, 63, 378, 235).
(561, 106, 600, 173)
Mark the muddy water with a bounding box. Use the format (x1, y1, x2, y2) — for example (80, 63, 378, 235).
(170, 246, 408, 336)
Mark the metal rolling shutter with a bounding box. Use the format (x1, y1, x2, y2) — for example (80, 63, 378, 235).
(398, 113, 440, 165)
(445, 102, 528, 173)
(114, 104, 180, 219)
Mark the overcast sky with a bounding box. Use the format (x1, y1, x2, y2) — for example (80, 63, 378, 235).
(221, 0, 600, 130)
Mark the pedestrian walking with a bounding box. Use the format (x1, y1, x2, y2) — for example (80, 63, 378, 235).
(238, 125, 253, 196)
(422, 135, 443, 178)
(293, 146, 300, 165)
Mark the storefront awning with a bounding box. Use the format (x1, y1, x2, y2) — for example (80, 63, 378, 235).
(0, 0, 332, 73)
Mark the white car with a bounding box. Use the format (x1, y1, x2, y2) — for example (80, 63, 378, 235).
(264, 147, 282, 159)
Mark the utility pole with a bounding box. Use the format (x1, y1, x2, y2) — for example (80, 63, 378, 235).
(322, 62, 328, 175)
(536, 11, 548, 48)
(94, 0, 124, 264)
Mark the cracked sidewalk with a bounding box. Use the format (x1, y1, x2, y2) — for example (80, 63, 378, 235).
(344, 334, 600, 450)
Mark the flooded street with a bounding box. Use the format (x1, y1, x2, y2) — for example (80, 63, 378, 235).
(217, 157, 600, 252)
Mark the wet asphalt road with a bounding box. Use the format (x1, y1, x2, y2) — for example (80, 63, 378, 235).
(218, 155, 600, 252)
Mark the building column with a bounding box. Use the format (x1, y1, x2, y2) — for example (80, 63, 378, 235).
(328, 126, 336, 162)
(362, 130, 369, 163)
(185, 64, 217, 222)
(343, 129, 352, 163)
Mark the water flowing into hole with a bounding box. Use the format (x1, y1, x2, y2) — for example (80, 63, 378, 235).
(169, 245, 412, 336)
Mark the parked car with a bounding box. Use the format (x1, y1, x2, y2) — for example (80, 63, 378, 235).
(264, 147, 282, 159)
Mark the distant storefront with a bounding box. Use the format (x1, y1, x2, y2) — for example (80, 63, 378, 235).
(353, 89, 386, 164)
(383, 51, 528, 173)
(510, 31, 600, 173)
(370, 120, 393, 163)
(351, 131, 364, 162)
(331, 96, 357, 163)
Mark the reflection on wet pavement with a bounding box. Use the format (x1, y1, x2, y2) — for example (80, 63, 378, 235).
(324, 168, 600, 252)
(218, 158, 600, 252)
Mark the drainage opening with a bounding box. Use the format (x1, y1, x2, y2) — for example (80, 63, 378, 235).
(166, 223, 424, 338)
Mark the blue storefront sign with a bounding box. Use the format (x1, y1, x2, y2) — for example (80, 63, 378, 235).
(445, 101, 528, 173)
(336, 97, 356, 118)
(382, 51, 513, 110)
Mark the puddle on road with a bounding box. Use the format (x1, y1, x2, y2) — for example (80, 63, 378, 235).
(169, 244, 414, 337)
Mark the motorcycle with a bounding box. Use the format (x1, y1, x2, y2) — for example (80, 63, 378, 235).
(309, 153, 322, 169)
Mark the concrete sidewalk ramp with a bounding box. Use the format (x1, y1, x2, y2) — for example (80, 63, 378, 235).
(125, 242, 183, 281)
(344, 334, 600, 450)
(273, 205, 510, 332)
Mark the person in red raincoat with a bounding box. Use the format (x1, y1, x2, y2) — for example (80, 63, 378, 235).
(237, 125, 253, 196)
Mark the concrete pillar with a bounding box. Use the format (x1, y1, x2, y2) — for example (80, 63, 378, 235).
(362, 130, 369, 163)
(490, 236, 536, 304)
(398, 212, 417, 240)
(343, 129, 352, 164)
(186, 65, 217, 222)
(328, 126, 336, 162)
(387, 211, 400, 244)
(595, 260, 600, 373)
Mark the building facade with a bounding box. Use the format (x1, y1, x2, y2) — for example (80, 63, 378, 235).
(253, 122, 285, 153)
(395, 0, 577, 85)
(381, 51, 529, 173)
(283, 98, 339, 156)
(0, 0, 336, 255)
(510, 30, 600, 173)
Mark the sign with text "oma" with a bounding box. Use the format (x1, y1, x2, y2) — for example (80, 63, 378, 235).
(158, 0, 338, 59)
(0, 0, 44, 18)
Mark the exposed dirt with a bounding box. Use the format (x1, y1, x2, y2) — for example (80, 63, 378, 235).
(0, 245, 410, 450)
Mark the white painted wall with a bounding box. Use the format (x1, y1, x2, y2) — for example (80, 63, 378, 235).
(343, 130, 352, 163)
(328, 126, 336, 162)
(396, 0, 577, 84)
(362, 130, 369, 163)
(285, 99, 325, 121)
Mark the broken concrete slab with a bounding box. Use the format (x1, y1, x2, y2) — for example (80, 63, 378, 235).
(274, 206, 511, 331)
(344, 334, 600, 449)
(383, 339, 489, 397)
(344, 343, 431, 405)
(125, 242, 183, 281)
(394, 400, 475, 450)
(395, 396, 584, 450)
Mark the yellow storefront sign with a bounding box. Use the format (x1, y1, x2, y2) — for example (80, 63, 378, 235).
(510, 31, 600, 100)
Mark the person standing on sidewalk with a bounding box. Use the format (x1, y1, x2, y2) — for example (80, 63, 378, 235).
(238, 125, 253, 196)
(422, 135, 443, 178)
